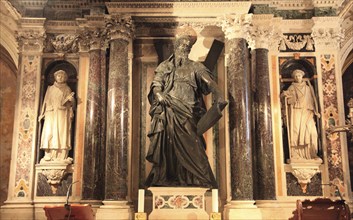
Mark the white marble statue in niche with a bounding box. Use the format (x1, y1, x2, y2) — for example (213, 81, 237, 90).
(39, 70, 75, 163)
(282, 69, 322, 163)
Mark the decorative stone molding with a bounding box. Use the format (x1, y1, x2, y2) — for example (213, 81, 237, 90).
(79, 28, 107, 51)
(44, 34, 79, 53)
(311, 17, 344, 50)
(279, 33, 315, 51)
(267, 0, 341, 9)
(148, 187, 209, 220)
(269, 17, 283, 52)
(16, 29, 46, 52)
(16, 18, 46, 53)
(37, 162, 73, 194)
(106, 2, 251, 17)
(105, 14, 134, 42)
(247, 14, 276, 50)
(288, 162, 321, 193)
(217, 14, 252, 40)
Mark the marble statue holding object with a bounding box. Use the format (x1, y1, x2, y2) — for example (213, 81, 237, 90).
(39, 70, 75, 164)
(282, 69, 322, 163)
(145, 25, 228, 188)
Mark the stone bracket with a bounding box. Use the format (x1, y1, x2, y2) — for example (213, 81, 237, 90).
(36, 162, 73, 194)
(288, 163, 321, 193)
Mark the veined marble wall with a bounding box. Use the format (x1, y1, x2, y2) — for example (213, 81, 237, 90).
(0, 46, 17, 206)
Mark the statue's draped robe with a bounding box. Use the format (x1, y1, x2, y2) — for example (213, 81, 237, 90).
(40, 82, 74, 152)
(286, 81, 319, 160)
(145, 55, 217, 188)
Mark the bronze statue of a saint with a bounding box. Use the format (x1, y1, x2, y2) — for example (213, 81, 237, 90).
(282, 69, 321, 162)
(39, 70, 75, 163)
(145, 26, 227, 188)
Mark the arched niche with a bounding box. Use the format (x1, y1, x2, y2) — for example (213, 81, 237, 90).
(279, 58, 322, 162)
(37, 60, 78, 163)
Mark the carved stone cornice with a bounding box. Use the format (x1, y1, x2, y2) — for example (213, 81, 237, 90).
(106, 2, 251, 17)
(105, 14, 134, 42)
(311, 17, 344, 50)
(16, 18, 46, 53)
(79, 28, 107, 51)
(247, 14, 277, 50)
(217, 14, 252, 40)
(44, 34, 79, 53)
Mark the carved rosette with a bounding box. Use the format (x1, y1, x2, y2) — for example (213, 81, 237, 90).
(44, 34, 79, 53)
(79, 28, 107, 51)
(16, 30, 46, 52)
(311, 17, 344, 51)
(105, 14, 135, 42)
(217, 14, 252, 40)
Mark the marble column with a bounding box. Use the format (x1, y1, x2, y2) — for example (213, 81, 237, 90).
(248, 15, 276, 200)
(220, 14, 253, 202)
(105, 14, 134, 200)
(81, 29, 107, 200)
(96, 14, 134, 220)
(227, 38, 253, 200)
(219, 14, 263, 220)
(105, 38, 129, 200)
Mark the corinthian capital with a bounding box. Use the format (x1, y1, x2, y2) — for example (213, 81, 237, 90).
(16, 30, 46, 53)
(311, 17, 343, 51)
(105, 14, 135, 42)
(247, 14, 277, 50)
(217, 14, 252, 40)
(79, 28, 107, 51)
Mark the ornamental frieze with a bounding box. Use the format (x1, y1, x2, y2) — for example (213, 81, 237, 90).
(279, 34, 315, 52)
(44, 34, 79, 53)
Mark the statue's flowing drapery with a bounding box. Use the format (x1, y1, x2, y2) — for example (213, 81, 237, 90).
(145, 55, 217, 188)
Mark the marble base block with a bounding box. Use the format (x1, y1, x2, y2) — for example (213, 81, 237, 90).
(223, 200, 262, 220)
(148, 187, 210, 220)
(0, 203, 35, 220)
(95, 200, 133, 220)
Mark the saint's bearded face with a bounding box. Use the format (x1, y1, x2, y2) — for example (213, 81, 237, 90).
(174, 37, 192, 59)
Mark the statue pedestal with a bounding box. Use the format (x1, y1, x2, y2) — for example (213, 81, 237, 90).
(148, 187, 210, 220)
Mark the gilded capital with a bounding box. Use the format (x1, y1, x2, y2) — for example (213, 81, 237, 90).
(105, 14, 135, 42)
